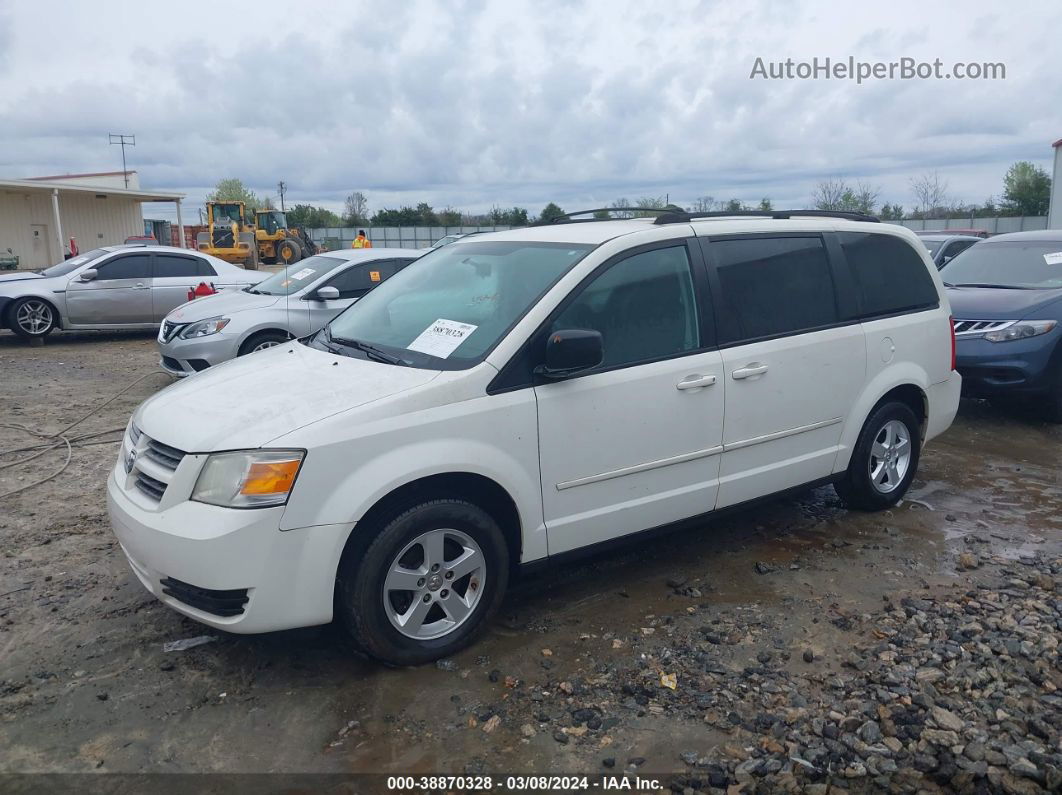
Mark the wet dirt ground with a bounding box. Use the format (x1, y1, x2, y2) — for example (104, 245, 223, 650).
(0, 330, 1059, 782)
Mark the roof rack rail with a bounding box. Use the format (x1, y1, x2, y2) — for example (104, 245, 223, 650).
(654, 209, 880, 225)
(533, 207, 674, 226)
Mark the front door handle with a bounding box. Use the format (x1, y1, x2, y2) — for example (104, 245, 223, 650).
(676, 374, 717, 390)
(732, 363, 768, 380)
(132, 283, 149, 290)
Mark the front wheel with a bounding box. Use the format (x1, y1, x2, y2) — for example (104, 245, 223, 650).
(834, 402, 921, 511)
(9, 297, 57, 339)
(336, 499, 509, 666)
(238, 330, 289, 356)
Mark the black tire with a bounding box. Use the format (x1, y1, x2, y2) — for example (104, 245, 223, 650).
(237, 330, 289, 356)
(8, 296, 58, 339)
(834, 401, 921, 511)
(336, 498, 509, 666)
(277, 239, 301, 265)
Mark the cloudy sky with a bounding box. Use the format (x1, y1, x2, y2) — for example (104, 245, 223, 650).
(1, 0, 1059, 222)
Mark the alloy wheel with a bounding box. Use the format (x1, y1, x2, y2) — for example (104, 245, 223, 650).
(868, 419, 912, 494)
(16, 300, 53, 335)
(382, 528, 486, 640)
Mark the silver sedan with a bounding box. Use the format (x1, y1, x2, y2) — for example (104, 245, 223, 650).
(0, 245, 264, 339)
(156, 248, 420, 376)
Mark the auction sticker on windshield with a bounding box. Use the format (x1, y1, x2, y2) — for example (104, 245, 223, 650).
(1043, 252, 1062, 265)
(290, 267, 316, 280)
(407, 319, 478, 358)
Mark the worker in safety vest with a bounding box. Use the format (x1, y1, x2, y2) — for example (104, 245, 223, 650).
(351, 230, 372, 249)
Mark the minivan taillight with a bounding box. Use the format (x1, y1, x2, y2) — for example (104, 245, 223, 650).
(949, 316, 957, 371)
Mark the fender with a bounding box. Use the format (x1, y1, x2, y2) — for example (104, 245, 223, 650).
(277, 388, 546, 561)
(832, 361, 930, 473)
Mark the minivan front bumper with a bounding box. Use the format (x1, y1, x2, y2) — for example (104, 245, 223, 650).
(955, 330, 1061, 397)
(106, 463, 352, 634)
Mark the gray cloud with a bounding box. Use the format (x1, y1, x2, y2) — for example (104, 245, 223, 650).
(0, 0, 1058, 223)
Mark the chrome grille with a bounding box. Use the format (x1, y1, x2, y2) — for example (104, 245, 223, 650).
(954, 319, 1015, 337)
(143, 438, 186, 471)
(161, 321, 187, 343)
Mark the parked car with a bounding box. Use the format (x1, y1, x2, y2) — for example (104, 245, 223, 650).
(156, 248, 420, 376)
(942, 230, 1062, 418)
(916, 228, 989, 239)
(0, 245, 264, 339)
(917, 234, 982, 268)
(107, 213, 960, 665)
(430, 232, 483, 249)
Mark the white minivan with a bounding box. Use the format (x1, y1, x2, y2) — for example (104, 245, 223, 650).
(107, 211, 961, 665)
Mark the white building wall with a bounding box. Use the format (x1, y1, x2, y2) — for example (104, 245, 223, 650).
(0, 189, 143, 269)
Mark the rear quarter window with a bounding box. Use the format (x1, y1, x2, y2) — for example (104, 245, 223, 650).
(839, 232, 939, 317)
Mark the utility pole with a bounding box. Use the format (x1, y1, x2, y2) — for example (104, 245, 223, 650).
(278, 181, 287, 212)
(108, 134, 135, 188)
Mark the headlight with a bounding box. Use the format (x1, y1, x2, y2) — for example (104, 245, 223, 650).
(191, 450, 305, 508)
(180, 316, 230, 339)
(984, 320, 1057, 343)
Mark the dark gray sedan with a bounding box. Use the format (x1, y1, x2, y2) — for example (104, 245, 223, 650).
(0, 245, 264, 339)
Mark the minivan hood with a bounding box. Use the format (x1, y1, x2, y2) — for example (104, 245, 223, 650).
(165, 289, 280, 322)
(136, 342, 441, 451)
(946, 286, 1062, 320)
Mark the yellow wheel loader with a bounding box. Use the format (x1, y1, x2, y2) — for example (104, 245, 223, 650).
(254, 210, 318, 265)
(196, 202, 259, 269)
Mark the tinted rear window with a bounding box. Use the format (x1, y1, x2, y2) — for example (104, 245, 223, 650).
(712, 236, 838, 343)
(839, 232, 938, 316)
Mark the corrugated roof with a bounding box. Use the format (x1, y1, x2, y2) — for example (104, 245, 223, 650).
(27, 170, 138, 180)
(0, 178, 182, 202)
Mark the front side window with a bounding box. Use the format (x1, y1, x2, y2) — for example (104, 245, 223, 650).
(96, 254, 152, 280)
(839, 232, 939, 315)
(325, 259, 402, 299)
(712, 236, 838, 342)
(550, 245, 700, 369)
(322, 241, 592, 368)
(940, 241, 1062, 289)
(250, 255, 346, 296)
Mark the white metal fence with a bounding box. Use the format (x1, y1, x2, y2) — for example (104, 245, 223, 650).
(884, 216, 1048, 234)
(307, 225, 514, 251)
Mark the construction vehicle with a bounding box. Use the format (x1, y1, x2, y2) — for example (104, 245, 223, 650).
(254, 209, 317, 265)
(197, 202, 259, 268)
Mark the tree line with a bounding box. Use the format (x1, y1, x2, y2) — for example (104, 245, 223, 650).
(203, 160, 1051, 228)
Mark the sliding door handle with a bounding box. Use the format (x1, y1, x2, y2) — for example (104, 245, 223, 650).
(676, 374, 717, 390)
(732, 363, 768, 380)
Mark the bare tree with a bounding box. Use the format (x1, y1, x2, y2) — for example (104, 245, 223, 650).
(611, 197, 634, 218)
(812, 178, 850, 211)
(910, 172, 950, 218)
(692, 196, 719, 212)
(343, 191, 369, 225)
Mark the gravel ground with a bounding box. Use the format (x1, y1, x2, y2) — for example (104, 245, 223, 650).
(0, 330, 1059, 793)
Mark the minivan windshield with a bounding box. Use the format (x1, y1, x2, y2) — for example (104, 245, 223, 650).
(37, 248, 110, 278)
(319, 240, 593, 368)
(941, 241, 1062, 289)
(249, 255, 346, 296)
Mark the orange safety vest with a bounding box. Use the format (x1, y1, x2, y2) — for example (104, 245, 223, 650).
(352, 236, 372, 249)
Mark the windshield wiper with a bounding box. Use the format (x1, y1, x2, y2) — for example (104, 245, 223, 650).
(328, 334, 407, 365)
(952, 283, 1028, 290)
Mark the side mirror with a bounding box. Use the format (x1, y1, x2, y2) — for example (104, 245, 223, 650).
(537, 329, 603, 378)
(314, 286, 340, 301)
(79, 269, 98, 282)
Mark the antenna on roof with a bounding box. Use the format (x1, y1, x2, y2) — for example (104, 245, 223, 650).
(108, 134, 135, 189)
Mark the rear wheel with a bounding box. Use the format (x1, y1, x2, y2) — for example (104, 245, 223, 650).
(9, 297, 57, 339)
(834, 401, 921, 511)
(277, 240, 301, 265)
(238, 330, 289, 356)
(336, 498, 509, 666)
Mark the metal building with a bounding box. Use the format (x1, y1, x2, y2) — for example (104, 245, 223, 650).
(0, 171, 185, 269)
